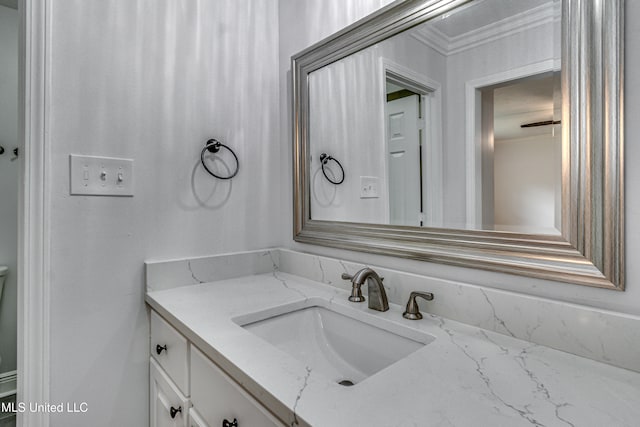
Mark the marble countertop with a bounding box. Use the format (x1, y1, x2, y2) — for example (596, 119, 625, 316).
(146, 272, 640, 427)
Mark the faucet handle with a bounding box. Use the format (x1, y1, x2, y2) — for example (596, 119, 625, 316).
(403, 291, 434, 320)
(342, 272, 366, 302)
(341, 272, 384, 282)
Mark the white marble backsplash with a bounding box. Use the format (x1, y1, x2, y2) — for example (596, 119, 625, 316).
(145, 248, 640, 373)
(145, 249, 279, 292)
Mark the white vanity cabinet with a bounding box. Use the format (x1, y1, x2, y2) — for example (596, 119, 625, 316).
(149, 309, 285, 427)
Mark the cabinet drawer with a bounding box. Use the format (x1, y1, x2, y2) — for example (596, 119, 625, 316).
(150, 358, 189, 427)
(190, 346, 283, 427)
(151, 310, 190, 395)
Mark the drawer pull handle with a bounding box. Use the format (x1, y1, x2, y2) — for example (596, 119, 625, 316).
(170, 406, 182, 419)
(223, 418, 238, 427)
(156, 344, 167, 355)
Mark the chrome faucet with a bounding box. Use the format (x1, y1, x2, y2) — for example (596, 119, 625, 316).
(341, 268, 389, 312)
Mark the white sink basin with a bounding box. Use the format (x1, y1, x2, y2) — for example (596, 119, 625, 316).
(233, 299, 435, 386)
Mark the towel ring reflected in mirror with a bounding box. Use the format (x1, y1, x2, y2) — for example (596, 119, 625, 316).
(320, 153, 345, 185)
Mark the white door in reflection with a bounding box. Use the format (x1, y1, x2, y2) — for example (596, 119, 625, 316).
(386, 93, 422, 227)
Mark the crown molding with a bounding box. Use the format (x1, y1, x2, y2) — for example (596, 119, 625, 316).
(411, 1, 561, 56)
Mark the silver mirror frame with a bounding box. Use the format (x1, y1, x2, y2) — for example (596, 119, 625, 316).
(292, 0, 624, 290)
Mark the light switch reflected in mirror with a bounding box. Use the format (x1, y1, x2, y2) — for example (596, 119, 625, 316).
(308, 0, 562, 235)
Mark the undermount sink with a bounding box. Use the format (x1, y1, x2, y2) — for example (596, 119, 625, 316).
(233, 299, 435, 386)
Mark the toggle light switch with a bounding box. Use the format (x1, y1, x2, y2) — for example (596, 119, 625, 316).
(70, 154, 134, 196)
(360, 176, 380, 198)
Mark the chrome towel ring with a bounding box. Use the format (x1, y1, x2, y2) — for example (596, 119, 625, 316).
(200, 138, 239, 180)
(320, 153, 344, 185)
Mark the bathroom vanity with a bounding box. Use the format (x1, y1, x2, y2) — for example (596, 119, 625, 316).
(145, 249, 640, 427)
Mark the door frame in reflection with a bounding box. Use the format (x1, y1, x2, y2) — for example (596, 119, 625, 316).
(465, 59, 562, 231)
(381, 58, 443, 228)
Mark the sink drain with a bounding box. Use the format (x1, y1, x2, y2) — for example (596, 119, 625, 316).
(338, 379, 355, 387)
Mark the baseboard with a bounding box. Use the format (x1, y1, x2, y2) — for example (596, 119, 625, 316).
(0, 371, 17, 399)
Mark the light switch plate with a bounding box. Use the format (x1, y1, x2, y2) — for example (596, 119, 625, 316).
(360, 176, 379, 199)
(70, 154, 134, 196)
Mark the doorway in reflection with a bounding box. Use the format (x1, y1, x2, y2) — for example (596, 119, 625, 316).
(478, 72, 562, 235)
(385, 80, 423, 227)
(384, 67, 442, 229)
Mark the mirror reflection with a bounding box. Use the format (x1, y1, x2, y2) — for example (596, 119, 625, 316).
(309, 0, 562, 235)
(0, 3, 19, 424)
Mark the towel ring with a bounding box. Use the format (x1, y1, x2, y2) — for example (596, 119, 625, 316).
(200, 139, 239, 180)
(320, 153, 344, 185)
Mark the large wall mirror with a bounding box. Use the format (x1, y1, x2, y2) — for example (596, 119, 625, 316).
(293, 0, 624, 289)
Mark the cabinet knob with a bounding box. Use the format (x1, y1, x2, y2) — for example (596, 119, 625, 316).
(156, 344, 167, 355)
(170, 406, 182, 419)
(223, 418, 238, 427)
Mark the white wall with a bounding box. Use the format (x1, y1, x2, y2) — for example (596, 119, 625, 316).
(280, 0, 640, 318)
(0, 4, 18, 374)
(46, 1, 281, 425)
(493, 135, 559, 234)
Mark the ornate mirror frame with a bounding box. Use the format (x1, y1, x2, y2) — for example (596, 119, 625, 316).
(292, 0, 624, 290)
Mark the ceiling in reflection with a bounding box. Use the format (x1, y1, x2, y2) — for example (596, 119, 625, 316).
(432, 0, 554, 37)
(410, 0, 559, 55)
(493, 74, 559, 141)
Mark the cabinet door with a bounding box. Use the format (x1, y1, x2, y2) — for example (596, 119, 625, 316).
(150, 358, 189, 427)
(190, 346, 283, 427)
(151, 310, 190, 395)
(189, 408, 209, 427)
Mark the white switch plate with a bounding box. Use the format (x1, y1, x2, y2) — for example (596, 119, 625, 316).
(360, 176, 379, 199)
(70, 154, 134, 196)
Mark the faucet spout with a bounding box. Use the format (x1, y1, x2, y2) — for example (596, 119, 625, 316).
(342, 268, 389, 312)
